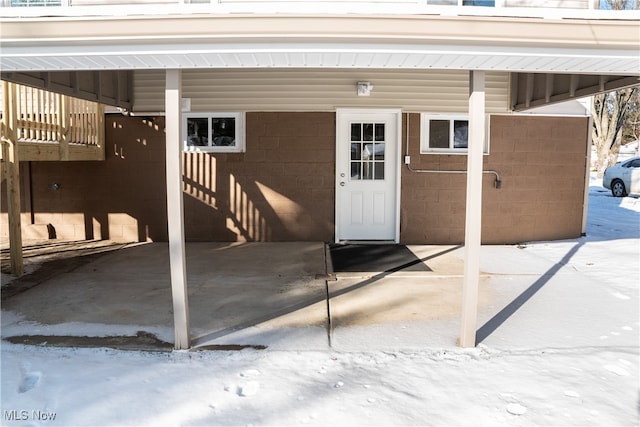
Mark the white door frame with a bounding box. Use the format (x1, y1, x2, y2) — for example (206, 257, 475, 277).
(335, 108, 402, 243)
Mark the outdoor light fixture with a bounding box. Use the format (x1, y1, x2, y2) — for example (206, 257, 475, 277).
(356, 81, 373, 96)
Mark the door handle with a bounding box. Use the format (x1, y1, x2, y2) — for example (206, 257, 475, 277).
(340, 182, 345, 187)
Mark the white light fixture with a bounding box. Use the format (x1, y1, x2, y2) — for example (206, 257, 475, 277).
(181, 98, 191, 112)
(356, 81, 373, 96)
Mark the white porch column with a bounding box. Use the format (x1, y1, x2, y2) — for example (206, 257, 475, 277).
(459, 70, 485, 348)
(165, 69, 190, 350)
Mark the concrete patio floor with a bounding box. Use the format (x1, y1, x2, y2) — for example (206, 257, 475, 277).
(1, 240, 636, 352)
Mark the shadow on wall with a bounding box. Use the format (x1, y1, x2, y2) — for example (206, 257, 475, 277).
(0, 114, 335, 243)
(181, 111, 336, 241)
(182, 152, 278, 241)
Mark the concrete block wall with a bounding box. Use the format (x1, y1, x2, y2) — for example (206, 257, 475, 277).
(0, 116, 168, 243)
(400, 113, 589, 244)
(1, 112, 588, 245)
(182, 112, 335, 241)
(1, 113, 336, 243)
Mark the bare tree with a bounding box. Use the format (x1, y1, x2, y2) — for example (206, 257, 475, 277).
(623, 89, 640, 146)
(598, 0, 638, 9)
(591, 0, 639, 177)
(592, 88, 638, 177)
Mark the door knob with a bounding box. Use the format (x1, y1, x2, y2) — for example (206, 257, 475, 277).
(340, 182, 345, 187)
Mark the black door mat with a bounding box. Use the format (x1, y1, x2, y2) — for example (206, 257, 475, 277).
(328, 244, 432, 273)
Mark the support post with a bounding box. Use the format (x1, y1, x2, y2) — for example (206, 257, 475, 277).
(165, 70, 190, 350)
(97, 103, 105, 161)
(459, 70, 485, 348)
(1, 81, 23, 276)
(58, 93, 69, 160)
(581, 114, 593, 236)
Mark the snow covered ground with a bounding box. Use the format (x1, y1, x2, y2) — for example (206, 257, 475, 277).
(1, 175, 638, 427)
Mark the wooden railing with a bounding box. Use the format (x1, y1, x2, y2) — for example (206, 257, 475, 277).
(15, 84, 103, 145)
(1, 82, 105, 161)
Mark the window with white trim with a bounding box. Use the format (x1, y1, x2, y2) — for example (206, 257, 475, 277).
(420, 114, 489, 154)
(183, 112, 245, 153)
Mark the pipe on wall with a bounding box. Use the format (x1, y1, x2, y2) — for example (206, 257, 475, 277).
(403, 112, 502, 189)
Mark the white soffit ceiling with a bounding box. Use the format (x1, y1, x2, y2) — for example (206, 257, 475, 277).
(1, 42, 639, 75)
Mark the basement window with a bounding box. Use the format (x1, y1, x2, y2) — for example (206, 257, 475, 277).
(420, 114, 489, 155)
(183, 112, 245, 153)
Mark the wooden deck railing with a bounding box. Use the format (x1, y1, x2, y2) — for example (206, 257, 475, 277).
(1, 82, 105, 161)
(15, 84, 104, 145)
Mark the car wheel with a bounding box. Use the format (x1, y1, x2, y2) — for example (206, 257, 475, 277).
(611, 179, 627, 197)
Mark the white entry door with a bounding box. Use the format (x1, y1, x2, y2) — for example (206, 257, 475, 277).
(335, 109, 400, 242)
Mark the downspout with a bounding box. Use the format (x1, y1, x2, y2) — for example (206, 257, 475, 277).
(403, 112, 502, 189)
(582, 105, 594, 237)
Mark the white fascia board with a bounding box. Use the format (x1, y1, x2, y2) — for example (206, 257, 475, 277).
(1, 41, 638, 75)
(2, 3, 639, 20)
(520, 99, 590, 116)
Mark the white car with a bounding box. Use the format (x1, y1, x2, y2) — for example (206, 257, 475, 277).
(603, 156, 640, 197)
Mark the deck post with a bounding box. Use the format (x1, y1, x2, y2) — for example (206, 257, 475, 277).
(1, 81, 24, 276)
(58, 93, 69, 160)
(165, 69, 190, 350)
(96, 103, 105, 161)
(459, 70, 485, 348)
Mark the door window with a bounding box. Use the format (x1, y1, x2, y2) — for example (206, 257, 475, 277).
(350, 122, 385, 180)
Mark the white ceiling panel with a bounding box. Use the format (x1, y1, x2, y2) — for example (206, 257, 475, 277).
(1, 41, 638, 75)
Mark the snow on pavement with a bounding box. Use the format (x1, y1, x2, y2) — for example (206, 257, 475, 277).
(1, 174, 638, 427)
(1, 344, 637, 426)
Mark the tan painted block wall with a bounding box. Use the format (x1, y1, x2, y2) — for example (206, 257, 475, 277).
(1, 112, 588, 245)
(1, 116, 169, 243)
(1, 113, 336, 243)
(400, 113, 589, 244)
(182, 112, 336, 241)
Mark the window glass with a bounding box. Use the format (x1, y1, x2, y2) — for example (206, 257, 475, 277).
(374, 162, 385, 180)
(351, 123, 361, 142)
(429, 120, 450, 149)
(351, 162, 361, 179)
(362, 160, 374, 180)
(421, 114, 488, 154)
(11, 0, 62, 5)
(363, 143, 374, 160)
(363, 123, 374, 141)
(183, 112, 244, 153)
(463, 0, 494, 5)
(351, 143, 361, 160)
(186, 117, 209, 147)
(430, 0, 495, 5)
(212, 118, 236, 147)
(453, 120, 468, 149)
(375, 123, 385, 141)
(349, 122, 385, 181)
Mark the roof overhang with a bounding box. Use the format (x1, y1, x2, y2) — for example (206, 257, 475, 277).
(2, 41, 639, 76)
(1, 13, 638, 111)
(1, 14, 639, 75)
